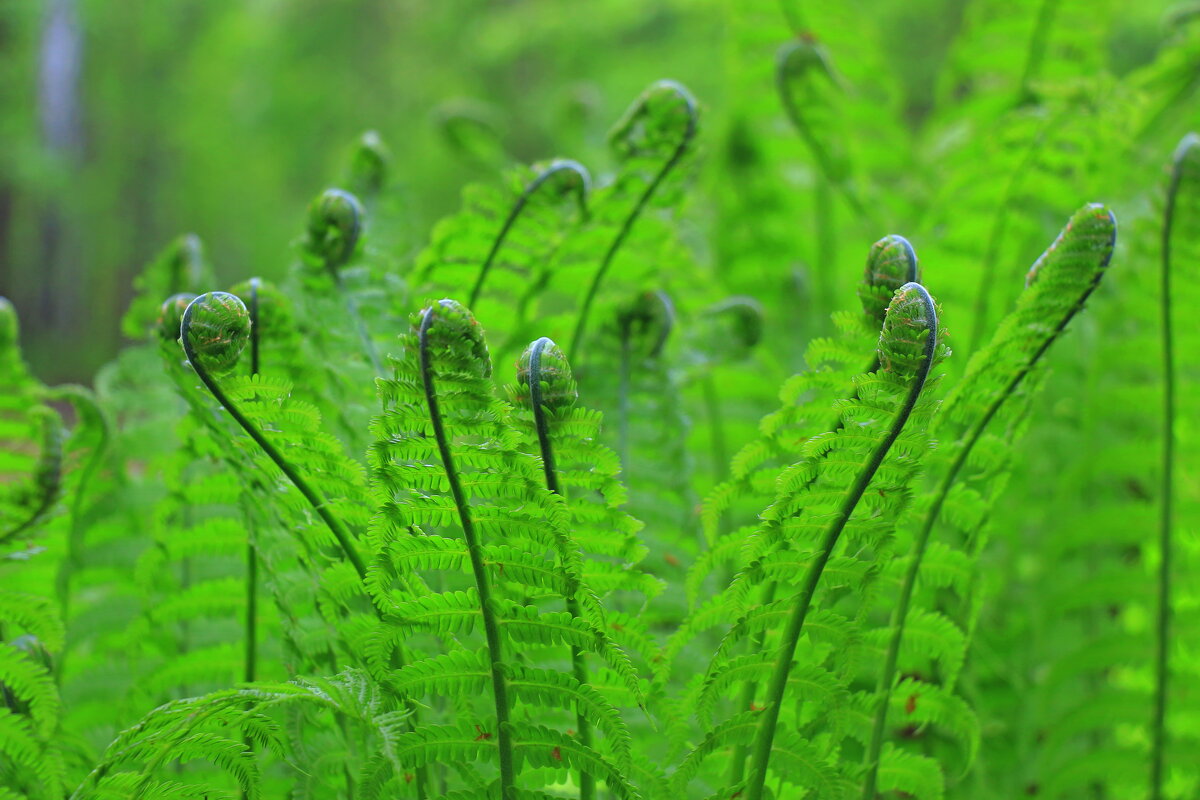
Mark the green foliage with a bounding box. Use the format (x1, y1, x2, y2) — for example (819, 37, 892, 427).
(3, 5, 1199, 800)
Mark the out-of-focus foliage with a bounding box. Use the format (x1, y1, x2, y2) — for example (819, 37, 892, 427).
(1, 0, 1199, 798)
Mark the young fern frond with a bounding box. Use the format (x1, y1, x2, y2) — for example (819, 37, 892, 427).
(368, 300, 641, 797)
(567, 80, 699, 363)
(1151, 132, 1199, 800)
(860, 202, 1117, 799)
(741, 282, 941, 800)
(179, 292, 369, 582)
(415, 160, 590, 354)
(417, 300, 517, 797)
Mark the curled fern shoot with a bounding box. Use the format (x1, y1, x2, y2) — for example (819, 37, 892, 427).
(568, 79, 698, 362)
(303, 187, 382, 374)
(1152, 134, 1198, 800)
(179, 291, 368, 581)
(775, 37, 871, 226)
(744, 282, 940, 800)
(520, 336, 596, 800)
(417, 300, 515, 799)
(468, 160, 590, 308)
(860, 203, 1116, 799)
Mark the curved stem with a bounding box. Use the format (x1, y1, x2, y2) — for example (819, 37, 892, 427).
(468, 161, 590, 308)
(181, 298, 367, 581)
(745, 290, 937, 800)
(245, 278, 260, 689)
(1150, 139, 1188, 800)
(419, 305, 515, 798)
(0, 409, 64, 547)
(566, 86, 697, 363)
(527, 337, 595, 800)
(861, 260, 1109, 798)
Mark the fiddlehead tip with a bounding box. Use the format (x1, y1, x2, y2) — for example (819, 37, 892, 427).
(616, 290, 675, 359)
(229, 278, 292, 339)
(180, 291, 252, 375)
(1173, 131, 1200, 164)
(416, 299, 492, 379)
(877, 282, 938, 377)
(694, 296, 764, 362)
(1025, 202, 1117, 287)
(860, 234, 920, 323)
(775, 35, 834, 84)
(518, 337, 578, 413)
(157, 293, 199, 343)
(609, 79, 699, 157)
(348, 129, 391, 196)
(305, 188, 365, 271)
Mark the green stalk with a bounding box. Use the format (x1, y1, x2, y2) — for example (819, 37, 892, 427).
(468, 161, 589, 308)
(245, 278, 260, 688)
(526, 336, 595, 800)
(860, 217, 1114, 798)
(182, 296, 367, 581)
(745, 285, 937, 800)
(184, 294, 431, 799)
(1150, 134, 1194, 800)
(566, 82, 697, 363)
(418, 304, 515, 798)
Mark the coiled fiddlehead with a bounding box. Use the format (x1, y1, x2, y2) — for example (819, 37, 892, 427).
(417, 299, 515, 799)
(860, 203, 1116, 799)
(568, 79, 698, 362)
(179, 292, 367, 580)
(744, 282, 940, 800)
(518, 336, 596, 800)
(302, 188, 382, 374)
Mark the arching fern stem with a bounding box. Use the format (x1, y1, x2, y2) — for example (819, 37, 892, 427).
(861, 212, 1114, 799)
(418, 303, 516, 799)
(181, 295, 429, 800)
(468, 160, 590, 309)
(566, 82, 697, 363)
(745, 284, 938, 800)
(1150, 134, 1194, 800)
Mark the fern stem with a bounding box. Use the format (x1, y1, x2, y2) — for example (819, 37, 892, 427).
(1150, 135, 1192, 800)
(245, 279, 260, 688)
(1016, 0, 1060, 104)
(418, 304, 516, 799)
(861, 235, 1111, 798)
(526, 337, 596, 800)
(469, 161, 589, 308)
(566, 83, 696, 363)
(745, 285, 937, 800)
(180, 297, 368, 581)
(775, 41, 875, 229)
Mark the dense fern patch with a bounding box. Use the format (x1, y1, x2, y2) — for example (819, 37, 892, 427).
(3, 5, 1199, 799)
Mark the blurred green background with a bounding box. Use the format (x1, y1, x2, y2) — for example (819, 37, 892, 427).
(0, 0, 1173, 382)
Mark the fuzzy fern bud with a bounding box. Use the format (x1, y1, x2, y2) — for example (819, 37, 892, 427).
(616, 290, 675, 359)
(182, 292, 251, 375)
(416, 299, 492, 379)
(228, 279, 292, 340)
(157, 293, 198, 343)
(609, 79, 698, 159)
(1026, 202, 1116, 287)
(860, 234, 920, 323)
(347, 130, 390, 197)
(517, 337, 578, 413)
(877, 282, 938, 376)
(305, 188, 364, 270)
